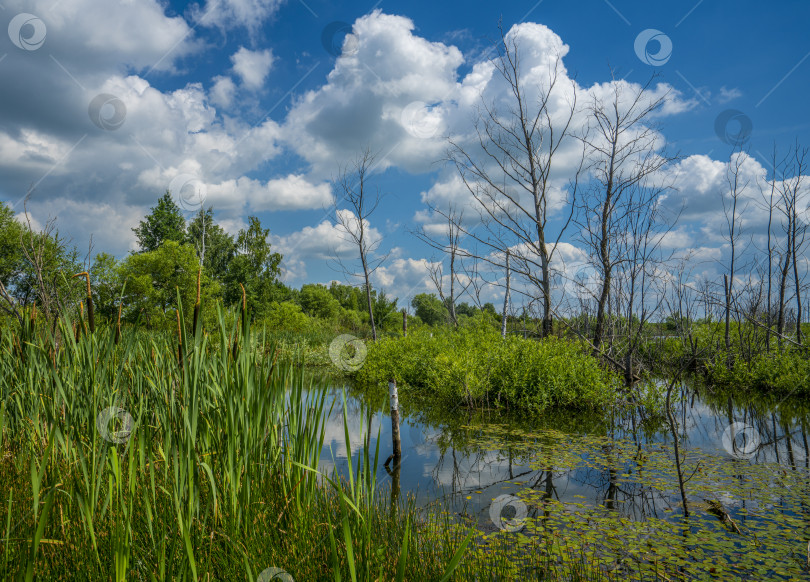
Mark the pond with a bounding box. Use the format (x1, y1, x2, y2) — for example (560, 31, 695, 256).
(316, 382, 810, 580)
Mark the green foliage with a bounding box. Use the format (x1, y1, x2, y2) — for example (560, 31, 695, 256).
(411, 293, 448, 326)
(131, 191, 186, 252)
(89, 252, 123, 320)
(454, 302, 478, 317)
(0, 303, 611, 581)
(185, 207, 236, 281)
(260, 300, 310, 331)
(371, 288, 398, 328)
(329, 281, 363, 311)
(118, 240, 219, 325)
(223, 216, 283, 315)
(708, 349, 810, 396)
(0, 202, 24, 288)
(356, 322, 622, 413)
(300, 283, 342, 319)
(9, 220, 83, 315)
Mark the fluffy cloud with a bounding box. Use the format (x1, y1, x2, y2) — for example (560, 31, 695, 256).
(209, 174, 333, 212)
(660, 152, 770, 234)
(276, 209, 382, 261)
(231, 47, 275, 89)
(210, 76, 237, 108)
(282, 10, 465, 176)
(372, 258, 436, 299)
(4, 0, 197, 74)
(191, 0, 285, 32)
(3, 4, 795, 297)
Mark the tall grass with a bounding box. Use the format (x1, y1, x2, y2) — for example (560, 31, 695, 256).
(0, 296, 612, 580)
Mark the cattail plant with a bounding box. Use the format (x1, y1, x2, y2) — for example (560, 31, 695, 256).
(0, 295, 505, 581)
(176, 308, 183, 370)
(72, 271, 95, 333)
(192, 268, 201, 336)
(114, 302, 122, 345)
(231, 283, 247, 360)
(74, 301, 84, 342)
(13, 304, 36, 362)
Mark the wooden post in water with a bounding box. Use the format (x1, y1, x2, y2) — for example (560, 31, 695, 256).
(384, 449, 401, 518)
(389, 378, 402, 463)
(402, 309, 407, 337)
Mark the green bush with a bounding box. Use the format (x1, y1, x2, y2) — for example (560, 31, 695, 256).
(708, 350, 810, 396)
(259, 300, 310, 331)
(355, 321, 622, 413)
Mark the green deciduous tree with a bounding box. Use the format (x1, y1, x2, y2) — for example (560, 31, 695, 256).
(411, 293, 448, 327)
(370, 288, 398, 329)
(89, 252, 123, 321)
(12, 212, 82, 322)
(299, 284, 342, 319)
(0, 203, 24, 287)
(0, 203, 25, 322)
(329, 282, 362, 312)
(186, 207, 236, 281)
(119, 240, 219, 325)
(262, 300, 310, 331)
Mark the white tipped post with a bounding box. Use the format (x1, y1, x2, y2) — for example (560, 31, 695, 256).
(389, 378, 402, 463)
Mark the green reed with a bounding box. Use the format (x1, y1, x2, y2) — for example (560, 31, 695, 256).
(0, 294, 611, 581)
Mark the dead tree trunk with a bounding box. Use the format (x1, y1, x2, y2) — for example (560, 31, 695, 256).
(501, 250, 510, 339)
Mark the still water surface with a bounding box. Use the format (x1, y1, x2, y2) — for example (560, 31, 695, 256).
(314, 383, 810, 578)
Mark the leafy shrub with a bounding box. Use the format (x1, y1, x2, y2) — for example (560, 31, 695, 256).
(260, 300, 310, 331)
(355, 321, 622, 413)
(708, 350, 810, 396)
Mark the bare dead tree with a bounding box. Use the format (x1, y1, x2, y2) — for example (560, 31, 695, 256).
(501, 249, 510, 338)
(773, 143, 809, 347)
(664, 253, 700, 364)
(758, 145, 781, 351)
(577, 75, 676, 351)
(415, 206, 470, 327)
(461, 257, 487, 310)
(613, 180, 675, 383)
(786, 145, 809, 345)
(447, 26, 583, 337)
(333, 149, 388, 342)
(0, 278, 22, 326)
(17, 199, 81, 329)
(720, 150, 751, 353)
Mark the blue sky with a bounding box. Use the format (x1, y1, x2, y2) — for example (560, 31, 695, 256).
(1, 0, 809, 306)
